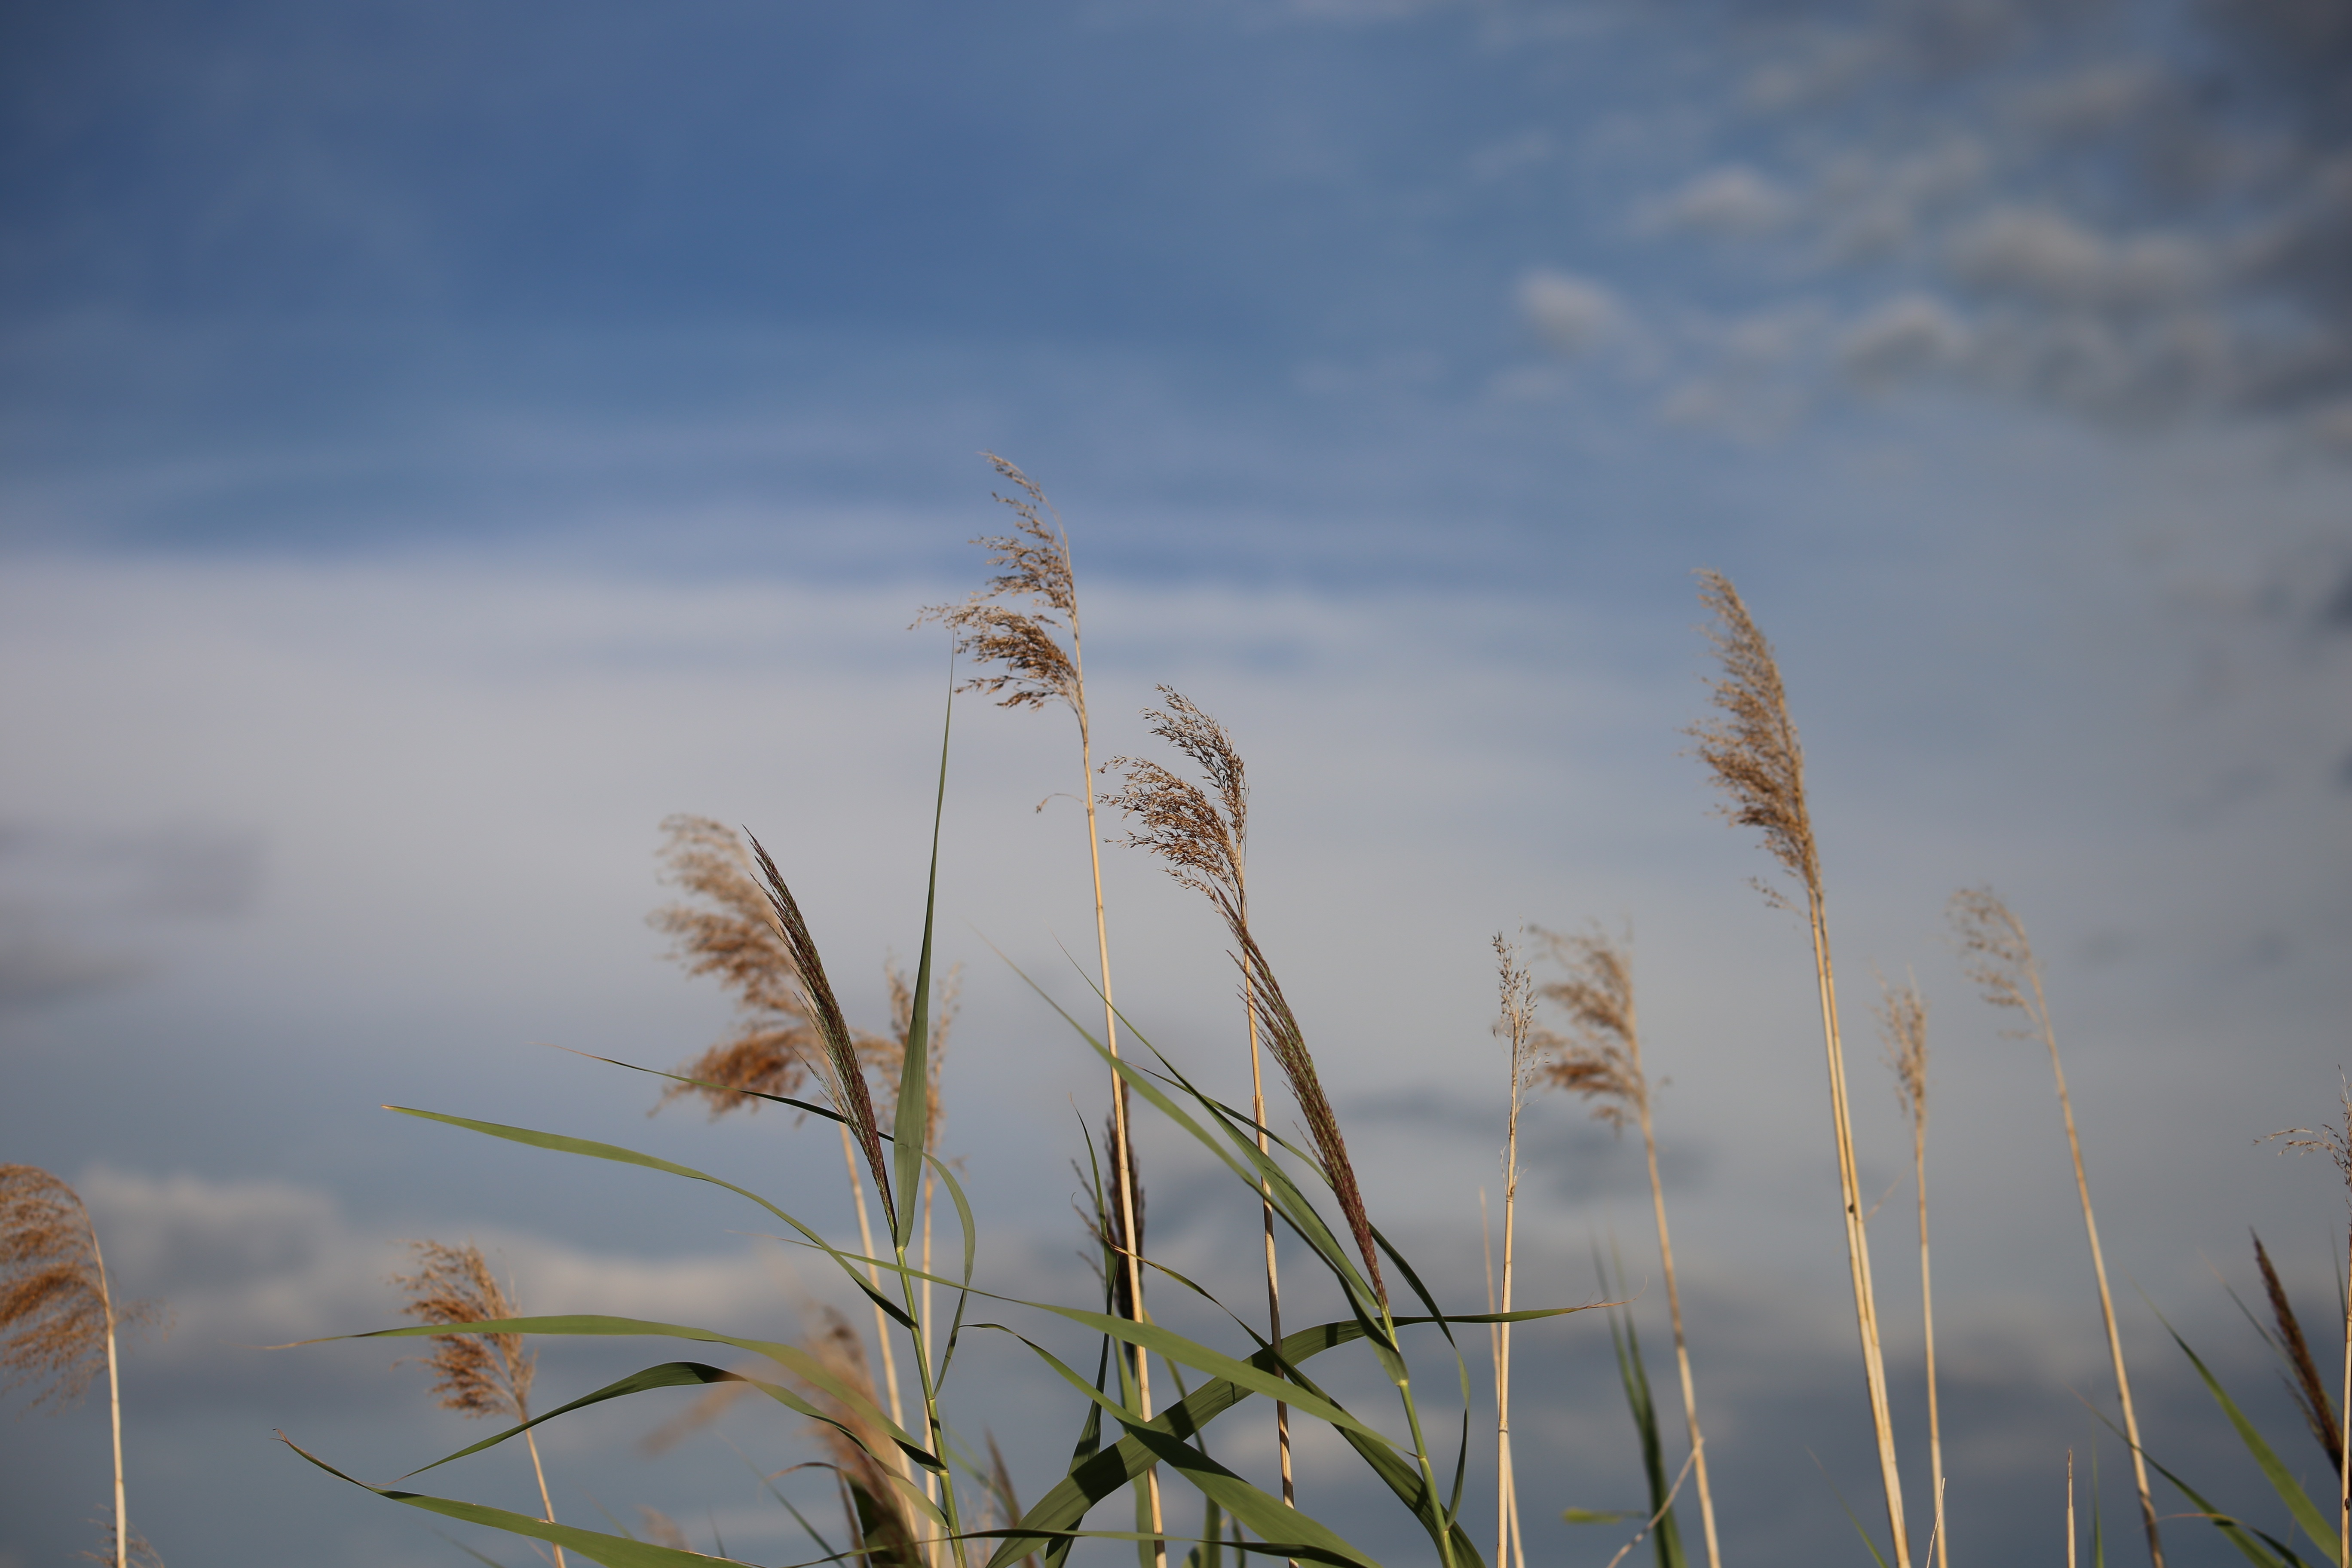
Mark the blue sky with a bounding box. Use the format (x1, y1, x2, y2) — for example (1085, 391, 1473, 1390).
(3, 3, 2350, 1566)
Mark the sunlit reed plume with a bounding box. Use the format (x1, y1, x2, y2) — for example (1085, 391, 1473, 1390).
(649, 813, 916, 1450)
(803, 1305, 924, 1568)
(1950, 886, 2161, 1568)
(2251, 1231, 2343, 1476)
(1489, 935, 1536, 1568)
(2, 1165, 163, 1568)
(2270, 1082, 2352, 1568)
(1689, 569, 1906, 1568)
(1877, 971, 1947, 1568)
(639, 1507, 693, 1551)
(1104, 686, 1294, 1508)
(1534, 925, 1721, 1568)
(921, 455, 1161, 1559)
(390, 1239, 564, 1566)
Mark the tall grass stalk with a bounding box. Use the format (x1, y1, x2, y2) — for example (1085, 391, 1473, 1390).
(1, 1165, 159, 1568)
(1478, 1191, 1525, 1568)
(1535, 925, 1719, 1568)
(1490, 937, 1538, 1568)
(1689, 570, 1907, 1568)
(924, 456, 1160, 1564)
(1951, 888, 2160, 1568)
(1878, 972, 1948, 1568)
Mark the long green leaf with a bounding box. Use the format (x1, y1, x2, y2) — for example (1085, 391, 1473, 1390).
(384, 1107, 914, 1331)
(2158, 1310, 2340, 1558)
(282, 1433, 750, 1567)
(894, 673, 953, 1247)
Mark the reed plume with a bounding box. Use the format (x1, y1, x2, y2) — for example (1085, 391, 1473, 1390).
(1688, 570, 1907, 1567)
(649, 813, 918, 1450)
(922, 455, 1163, 1559)
(1489, 935, 1536, 1568)
(1949, 886, 2161, 1568)
(2270, 1083, 2352, 1568)
(1104, 686, 1294, 1507)
(1877, 972, 1947, 1568)
(2, 1164, 162, 1568)
(1534, 925, 1721, 1568)
(80, 1517, 164, 1568)
(390, 1239, 564, 1567)
(2250, 1231, 2343, 1475)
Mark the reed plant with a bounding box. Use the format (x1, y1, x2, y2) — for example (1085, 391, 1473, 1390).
(2, 1163, 165, 1568)
(1687, 570, 1908, 1568)
(392, 1239, 567, 1565)
(1875, 974, 1945, 1568)
(1533, 924, 1719, 1568)
(1948, 887, 2162, 1568)
(1485, 936, 1537, 1568)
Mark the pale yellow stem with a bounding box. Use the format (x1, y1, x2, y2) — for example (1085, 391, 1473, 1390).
(922, 1170, 939, 1507)
(2026, 964, 2161, 1568)
(88, 1219, 126, 1568)
(1498, 1067, 1522, 1568)
(1808, 894, 1910, 1568)
(521, 1425, 567, 1568)
(1915, 1109, 1947, 1568)
(840, 1121, 913, 1481)
(1066, 570, 1164, 1568)
(2338, 1235, 2349, 1568)
(1623, 987, 1721, 1568)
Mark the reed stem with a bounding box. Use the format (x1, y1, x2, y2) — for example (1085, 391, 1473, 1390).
(89, 1220, 126, 1568)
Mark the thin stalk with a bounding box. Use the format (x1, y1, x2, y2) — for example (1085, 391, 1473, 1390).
(1481, 1192, 1518, 1568)
(840, 1121, 914, 1474)
(1383, 1301, 1461, 1568)
(1067, 585, 1164, 1568)
(2023, 959, 2161, 1568)
(1913, 1089, 1946, 1568)
(89, 1221, 126, 1568)
(522, 1424, 566, 1568)
(922, 1170, 939, 1507)
(1499, 1054, 1522, 1568)
(1241, 913, 1295, 1526)
(1807, 894, 1911, 1568)
(2340, 1235, 2349, 1568)
(1626, 991, 1720, 1568)
(2069, 1452, 2077, 1568)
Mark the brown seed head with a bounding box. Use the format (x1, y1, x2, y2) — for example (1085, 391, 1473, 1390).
(1, 1166, 161, 1414)
(79, 1516, 165, 1568)
(1875, 971, 1931, 1134)
(1531, 925, 1646, 1133)
(649, 814, 823, 1117)
(916, 455, 1083, 714)
(2251, 1229, 2343, 1473)
(1492, 934, 1540, 1099)
(800, 1306, 921, 1567)
(1102, 687, 1250, 922)
(1687, 570, 1819, 909)
(389, 1239, 534, 1422)
(1946, 885, 2047, 1042)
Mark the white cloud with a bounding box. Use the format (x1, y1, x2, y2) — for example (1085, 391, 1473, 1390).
(1517, 268, 1625, 357)
(1839, 293, 1971, 382)
(1641, 166, 1788, 237)
(1947, 207, 2211, 311)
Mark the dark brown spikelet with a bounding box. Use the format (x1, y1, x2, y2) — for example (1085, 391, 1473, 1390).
(389, 1240, 535, 1422)
(916, 456, 1082, 713)
(0, 1165, 157, 1411)
(1236, 925, 1385, 1308)
(1687, 570, 1819, 908)
(649, 814, 822, 1116)
(745, 831, 895, 1228)
(2251, 1230, 2343, 1473)
(1531, 925, 1646, 1133)
(1103, 686, 1249, 921)
(1075, 1113, 1148, 1321)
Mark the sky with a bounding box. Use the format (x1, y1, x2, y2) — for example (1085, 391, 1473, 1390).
(2, 1, 2350, 1565)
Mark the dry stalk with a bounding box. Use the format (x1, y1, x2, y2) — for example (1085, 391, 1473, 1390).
(1950, 886, 2162, 1568)
(1490, 937, 1537, 1568)
(390, 1240, 565, 1567)
(1689, 570, 1906, 1567)
(1877, 971, 1947, 1568)
(2269, 1083, 2352, 1568)
(1533, 924, 1722, 1568)
(921, 456, 1162, 1563)
(1104, 686, 1295, 1513)
(2250, 1231, 2344, 1475)
(2, 1165, 162, 1568)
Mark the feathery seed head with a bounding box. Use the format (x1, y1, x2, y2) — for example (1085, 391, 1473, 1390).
(1947, 886, 2042, 1035)
(649, 814, 822, 1118)
(916, 455, 1083, 715)
(1530, 925, 1646, 1133)
(1687, 569, 1819, 908)
(1875, 971, 1931, 1133)
(1103, 688, 1250, 919)
(2250, 1229, 2343, 1473)
(389, 1240, 533, 1422)
(1, 1165, 159, 1414)
(1492, 934, 1539, 1099)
